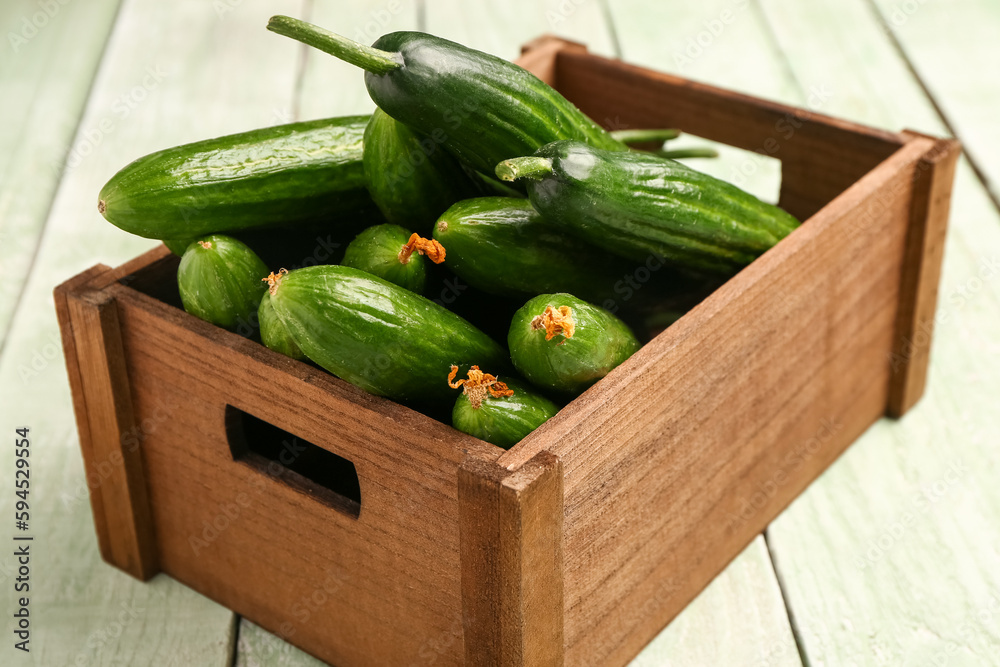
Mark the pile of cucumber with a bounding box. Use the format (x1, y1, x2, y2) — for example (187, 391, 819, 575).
(97, 17, 800, 449)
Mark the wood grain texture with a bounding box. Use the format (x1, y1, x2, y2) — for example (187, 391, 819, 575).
(500, 133, 936, 665)
(870, 0, 1000, 206)
(93, 264, 500, 666)
(887, 132, 961, 416)
(459, 451, 563, 666)
(757, 0, 1000, 663)
(62, 282, 159, 580)
(517, 35, 587, 87)
(0, 0, 312, 664)
(0, 0, 122, 339)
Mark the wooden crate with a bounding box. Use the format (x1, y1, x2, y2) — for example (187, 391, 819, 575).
(55, 36, 959, 666)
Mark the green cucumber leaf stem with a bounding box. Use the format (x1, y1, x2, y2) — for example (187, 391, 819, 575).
(657, 147, 720, 159)
(610, 128, 681, 145)
(495, 157, 553, 182)
(267, 15, 401, 75)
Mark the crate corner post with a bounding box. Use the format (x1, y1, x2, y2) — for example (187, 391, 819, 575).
(886, 131, 962, 418)
(459, 449, 564, 666)
(54, 269, 160, 581)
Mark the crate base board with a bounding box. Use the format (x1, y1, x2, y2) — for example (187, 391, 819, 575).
(56, 36, 959, 667)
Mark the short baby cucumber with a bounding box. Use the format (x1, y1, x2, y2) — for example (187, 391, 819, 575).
(448, 367, 559, 449)
(265, 265, 507, 404)
(177, 235, 270, 332)
(363, 108, 479, 231)
(99, 115, 375, 239)
(509, 293, 641, 395)
(435, 197, 657, 303)
(267, 17, 627, 177)
(497, 141, 800, 275)
(258, 292, 304, 360)
(341, 224, 445, 294)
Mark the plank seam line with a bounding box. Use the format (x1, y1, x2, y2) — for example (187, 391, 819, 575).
(227, 613, 241, 667)
(861, 0, 1000, 215)
(596, 0, 623, 60)
(290, 0, 316, 123)
(763, 531, 811, 667)
(0, 0, 127, 363)
(751, 0, 810, 105)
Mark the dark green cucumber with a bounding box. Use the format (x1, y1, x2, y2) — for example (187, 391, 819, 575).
(508, 293, 641, 395)
(363, 108, 479, 231)
(341, 224, 435, 294)
(434, 197, 653, 303)
(267, 265, 507, 404)
(266, 17, 626, 176)
(99, 115, 375, 239)
(497, 141, 800, 275)
(177, 235, 269, 332)
(452, 378, 559, 449)
(258, 292, 304, 359)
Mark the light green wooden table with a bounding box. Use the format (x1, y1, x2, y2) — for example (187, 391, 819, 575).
(2, 1, 998, 665)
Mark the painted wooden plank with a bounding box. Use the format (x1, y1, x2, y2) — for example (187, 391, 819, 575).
(603, 3, 805, 664)
(755, 0, 1000, 664)
(423, 0, 617, 60)
(236, 620, 327, 667)
(627, 537, 800, 667)
(603, 0, 803, 206)
(870, 0, 1000, 206)
(0, 0, 122, 344)
(0, 0, 311, 664)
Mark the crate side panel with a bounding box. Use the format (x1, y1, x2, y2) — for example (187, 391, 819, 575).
(113, 295, 479, 667)
(548, 139, 933, 665)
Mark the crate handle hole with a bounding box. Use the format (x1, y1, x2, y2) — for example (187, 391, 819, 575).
(225, 406, 361, 519)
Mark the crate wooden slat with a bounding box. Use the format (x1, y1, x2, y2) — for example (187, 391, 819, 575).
(56, 36, 959, 666)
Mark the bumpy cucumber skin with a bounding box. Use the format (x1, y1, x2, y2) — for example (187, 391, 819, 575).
(452, 379, 559, 449)
(363, 108, 478, 231)
(341, 224, 426, 294)
(269, 265, 507, 404)
(99, 116, 375, 239)
(519, 141, 801, 275)
(434, 197, 648, 302)
(258, 293, 305, 359)
(364, 32, 625, 177)
(177, 235, 269, 332)
(509, 293, 641, 395)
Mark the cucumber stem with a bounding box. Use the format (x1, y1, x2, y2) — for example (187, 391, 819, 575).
(267, 15, 401, 75)
(611, 128, 681, 144)
(657, 147, 720, 159)
(495, 157, 553, 182)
